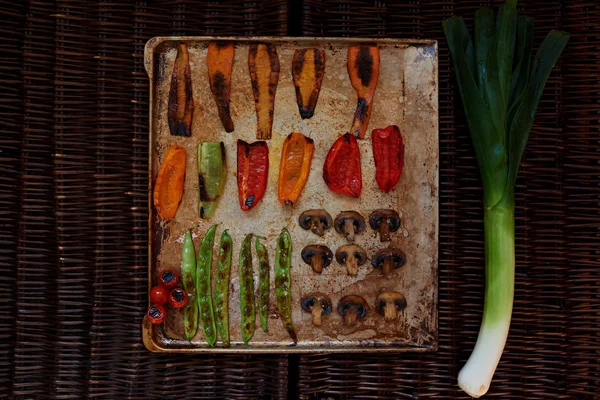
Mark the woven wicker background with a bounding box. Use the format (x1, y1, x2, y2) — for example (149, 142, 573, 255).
(1, 0, 598, 398)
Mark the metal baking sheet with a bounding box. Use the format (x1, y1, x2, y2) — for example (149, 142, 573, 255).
(143, 37, 438, 353)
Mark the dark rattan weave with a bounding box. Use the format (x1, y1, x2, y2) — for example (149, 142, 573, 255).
(1, 0, 598, 398)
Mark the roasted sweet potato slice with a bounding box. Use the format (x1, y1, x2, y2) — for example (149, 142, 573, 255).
(168, 43, 194, 137)
(207, 41, 235, 132)
(292, 48, 326, 119)
(248, 44, 280, 140)
(347, 45, 380, 139)
(153, 144, 186, 219)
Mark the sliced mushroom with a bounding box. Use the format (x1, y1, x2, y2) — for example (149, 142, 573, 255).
(301, 244, 333, 274)
(298, 209, 333, 237)
(371, 248, 406, 275)
(375, 291, 406, 322)
(338, 295, 368, 327)
(301, 292, 332, 326)
(335, 244, 367, 276)
(369, 209, 400, 242)
(334, 211, 365, 242)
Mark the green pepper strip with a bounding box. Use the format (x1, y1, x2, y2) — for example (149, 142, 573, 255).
(255, 236, 270, 333)
(214, 229, 232, 346)
(239, 233, 256, 345)
(196, 224, 218, 347)
(275, 228, 297, 343)
(198, 142, 226, 219)
(181, 230, 198, 340)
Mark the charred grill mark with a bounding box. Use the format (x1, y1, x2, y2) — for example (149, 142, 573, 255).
(355, 46, 374, 87)
(213, 71, 227, 93)
(354, 98, 368, 122)
(245, 195, 255, 208)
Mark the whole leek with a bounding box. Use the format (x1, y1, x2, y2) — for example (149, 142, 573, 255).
(443, 1, 569, 397)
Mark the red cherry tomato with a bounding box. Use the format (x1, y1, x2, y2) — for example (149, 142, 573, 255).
(169, 288, 189, 309)
(150, 285, 168, 305)
(159, 268, 178, 289)
(147, 304, 166, 324)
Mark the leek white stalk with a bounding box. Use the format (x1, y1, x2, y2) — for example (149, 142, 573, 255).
(443, 1, 569, 396)
(458, 202, 514, 397)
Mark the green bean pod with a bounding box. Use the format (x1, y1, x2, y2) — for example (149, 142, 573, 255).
(214, 229, 233, 346)
(239, 233, 256, 344)
(196, 224, 218, 347)
(181, 230, 198, 340)
(275, 228, 297, 343)
(255, 236, 270, 333)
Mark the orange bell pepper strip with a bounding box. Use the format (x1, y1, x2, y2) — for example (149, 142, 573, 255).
(347, 45, 380, 139)
(207, 41, 235, 132)
(168, 43, 194, 137)
(278, 132, 315, 206)
(292, 48, 326, 119)
(153, 144, 186, 219)
(248, 44, 280, 140)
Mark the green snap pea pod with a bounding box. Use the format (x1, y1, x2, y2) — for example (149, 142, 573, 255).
(214, 229, 233, 346)
(239, 233, 256, 345)
(198, 142, 227, 219)
(275, 228, 297, 343)
(196, 224, 218, 347)
(181, 230, 198, 340)
(255, 236, 270, 333)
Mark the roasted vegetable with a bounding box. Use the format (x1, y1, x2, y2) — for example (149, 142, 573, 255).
(153, 144, 186, 219)
(334, 211, 365, 242)
(369, 209, 401, 242)
(301, 245, 333, 274)
(372, 125, 404, 192)
(292, 48, 326, 119)
(159, 267, 179, 289)
(275, 228, 297, 343)
(198, 142, 227, 219)
(443, 1, 569, 396)
(335, 244, 367, 277)
(298, 209, 333, 237)
(168, 43, 194, 137)
(150, 285, 168, 306)
(181, 230, 198, 340)
(196, 225, 218, 347)
(214, 229, 232, 346)
(338, 295, 368, 327)
(301, 293, 332, 327)
(371, 248, 406, 275)
(169, 288, 189, 309)
(207, 41, 235, 132)
(323, 133, 362, 198)
(278, 132, 314, 206)
(255, 236, 270, 333)
(237, 140, 269, 211)
(347, 45, 380, 139)
(248, 43, 280, 140)
(147, 304, 166, 325)
(375, 291, 406, 322)
(239, 233, 256, 345)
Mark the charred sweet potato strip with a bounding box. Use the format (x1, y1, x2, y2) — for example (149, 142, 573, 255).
(347, 45, 380, 139)
(153, 144, 186, 219)
(248, 44, 280, 140)
(168, 43, 194, 137)
(292, 48, 326, 119)
(207, 41, 235, 132)
(278, 132, 315, 206)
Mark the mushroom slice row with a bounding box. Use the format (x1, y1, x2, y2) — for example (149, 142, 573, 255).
(335, 244, 367, 276)
(301, 244, 333, 274)
(301, 292, 332, 326)
(369, 209, 400, 242)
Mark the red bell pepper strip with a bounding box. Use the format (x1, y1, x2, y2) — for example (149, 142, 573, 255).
(372, 125, 404, 193)
(323, 133, 362, 198)
(237, 140, 269, 210)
